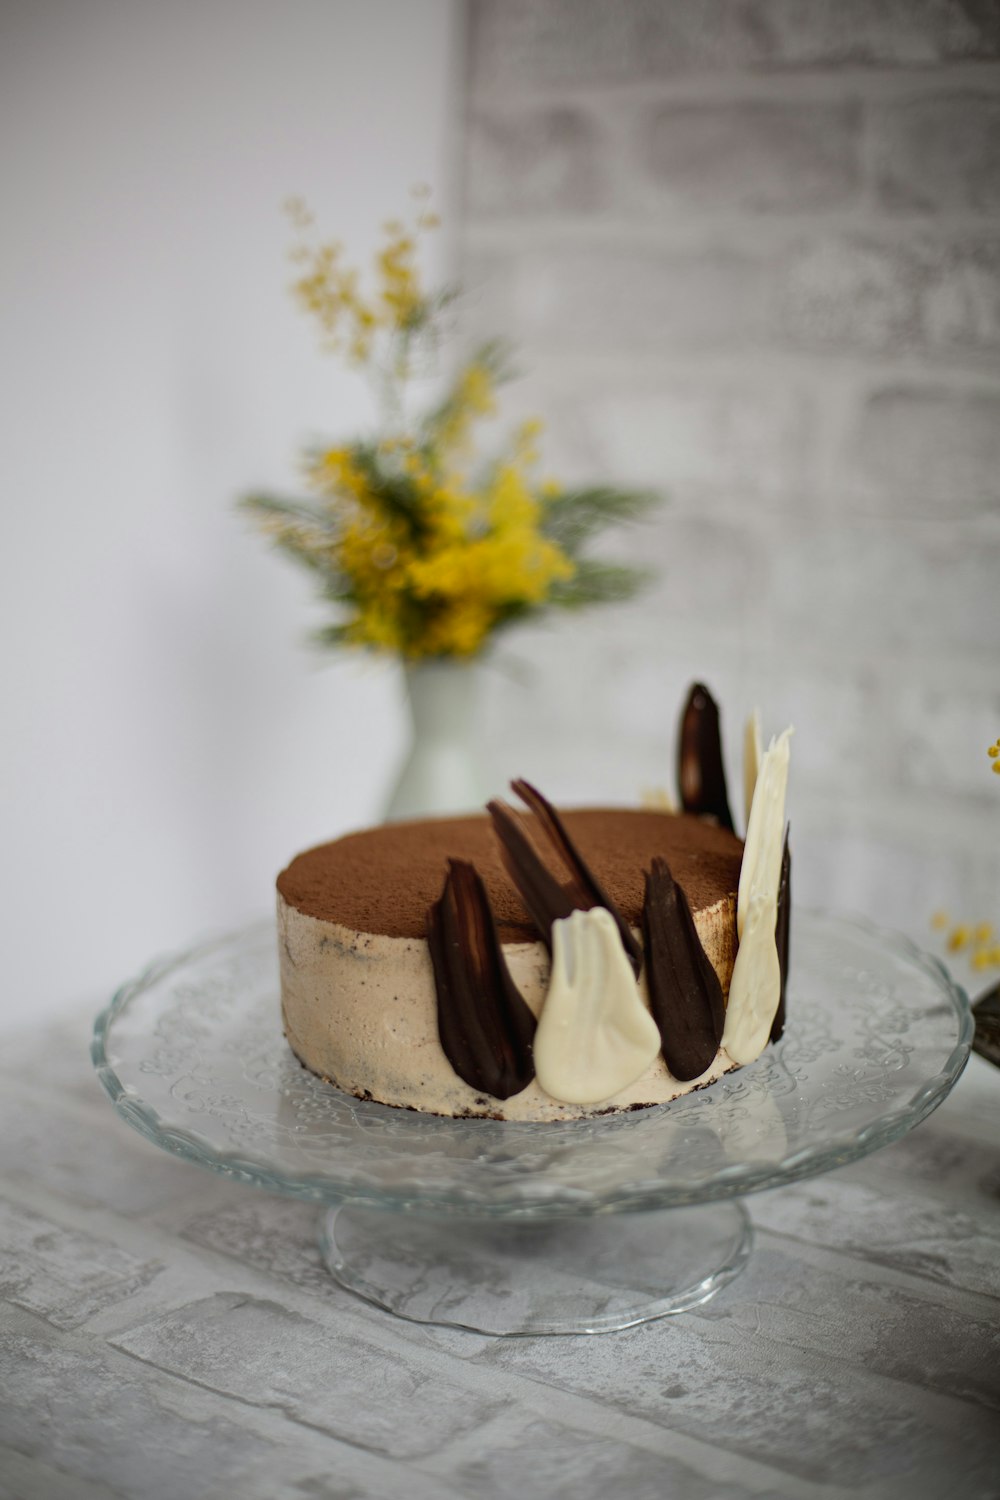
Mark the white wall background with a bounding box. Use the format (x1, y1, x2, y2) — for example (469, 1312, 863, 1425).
(1, 0, 460, 1030)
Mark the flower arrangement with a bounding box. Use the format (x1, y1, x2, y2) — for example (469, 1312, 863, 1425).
(241, 193, 656, 661)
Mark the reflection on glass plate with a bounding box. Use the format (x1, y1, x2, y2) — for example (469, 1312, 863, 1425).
(92, 910, 972, 1220)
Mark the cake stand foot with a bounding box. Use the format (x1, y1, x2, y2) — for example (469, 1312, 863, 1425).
(318, 1200, 752, 1337)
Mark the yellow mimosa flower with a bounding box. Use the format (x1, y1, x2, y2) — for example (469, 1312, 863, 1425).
(244, 195, 656, 662)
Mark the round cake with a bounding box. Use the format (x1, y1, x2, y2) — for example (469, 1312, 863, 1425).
(277, 808, 744, 1121)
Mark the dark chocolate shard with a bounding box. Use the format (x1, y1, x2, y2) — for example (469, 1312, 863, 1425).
(677, 682, 735, 832)
(771, 827, 791, 1043)
(642, 855, 725, 1081)
(487, 798, 578, 942)
(427, 859, 536, 1100)
(489, 780, 643, 977)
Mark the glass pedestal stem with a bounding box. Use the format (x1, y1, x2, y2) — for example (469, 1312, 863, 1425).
(319, 1199, 753, 1337)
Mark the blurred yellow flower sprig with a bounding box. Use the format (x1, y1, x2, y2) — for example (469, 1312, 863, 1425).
(241, 196, 657, 661)
(284, 190, 446, 373)
(929, 737, 1000, 975)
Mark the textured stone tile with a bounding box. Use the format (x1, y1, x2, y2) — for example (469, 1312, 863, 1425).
(752, 0, 1000, 68)
(550, 378, 817, 501)
(619, 512, 773, 633)
(739, 668, 881, 797)
(873, 95, 1000, 216)
(748, 515, 1000, 654)
(111, 1293, 506, 1458)
(509, 245, 770, 354)
(751, 1171, 1000, 1300)
(0, 1330, 289, 1500)
(180, 1194, 335, 1296)
(468, 0, 1000, 89)
(789, 809, 997, 948)
(636, 101, 861, 213)
(887, 678, 1000, 798)
(631, 507, 1000, 663)
(779, 236, 1000, 358)
(0, 1196, 161, 1329)
(850, 386, 1000, 513)
(0, 1086, 201, 1216)
(441, 1415, 767, 1500)
(177, 1193, 494, 1359)
(0, 1444, 122, 1500)
(465, 105, 609, 217)
(693, 1240, 1000, 1411)
(282, 1470, 465, 1500)
(473, 1311, 1000, 1490)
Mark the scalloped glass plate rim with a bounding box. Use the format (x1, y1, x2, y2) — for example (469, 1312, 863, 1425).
(91, 908, 974, 1217)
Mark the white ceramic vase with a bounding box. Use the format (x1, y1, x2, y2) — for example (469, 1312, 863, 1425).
(382, 659, 492, 822)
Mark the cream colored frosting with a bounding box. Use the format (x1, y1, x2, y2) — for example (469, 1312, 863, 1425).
(532, 909, 662, 1106)
(278, 889, 740, 1121)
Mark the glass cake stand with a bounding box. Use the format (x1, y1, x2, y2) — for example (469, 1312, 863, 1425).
(92, 911, 972, 1337)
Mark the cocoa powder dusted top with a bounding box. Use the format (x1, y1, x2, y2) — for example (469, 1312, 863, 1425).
(277, 809, 743, 943)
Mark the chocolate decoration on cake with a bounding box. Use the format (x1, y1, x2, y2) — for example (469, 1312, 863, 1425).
(427, 859, 536, 1100)
(642, 855, 726, 1081)
(771, 828, 791, 1043)
(489, 780, 643, 977)
(276, 683, 761, 1119)
(486, 799, 578, 939)
(678, 682, 735, 832)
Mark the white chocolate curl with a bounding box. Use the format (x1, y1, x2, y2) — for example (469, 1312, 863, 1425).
(534, 908, 661, 1105)
(725, 726, 793, 1066)
(737, 728, 793, 943)
(723, 894, 783, 1066)
(743, 708, 763, 835)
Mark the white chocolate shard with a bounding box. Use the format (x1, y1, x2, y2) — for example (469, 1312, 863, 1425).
(738, 727, 793, 942)
(533, 908, 661, 1106)
(725, 725, 793, 1066)
(722, 894, 783, 1065)
(743, 708, 763, 835)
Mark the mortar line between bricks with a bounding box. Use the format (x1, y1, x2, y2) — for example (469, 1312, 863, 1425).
(11, 1096, 999, 1433)
(98, 1197, 1000, 1488)
(1, 1303, 472, 1500)
(405, 1398, 814, 1500)
(0, 1169, 229, 1265)
(26, 1200, 866, 1500)
(462, 213, 1000, 250)
(106, 1324, 458, 1463)
(748, 1219, 1000, 1315)
(469, 61, 1000, 111)
(107, 1320, 830, 1500)
(666, 1307, 992, 1426)
(463, 1335, 1000, 1494)
(7, 1170, 996, 1488)
(681, 1301, 1000, 1429)
(91, 1267, 815, 1500)
(488, 628, 1000, 715)
(457, 341, 1000, 394)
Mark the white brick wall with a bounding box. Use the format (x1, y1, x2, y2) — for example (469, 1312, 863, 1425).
(459, 0, 1000, 957)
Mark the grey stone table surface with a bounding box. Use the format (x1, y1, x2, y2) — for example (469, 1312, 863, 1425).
(1, 1005, 998, 1500)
